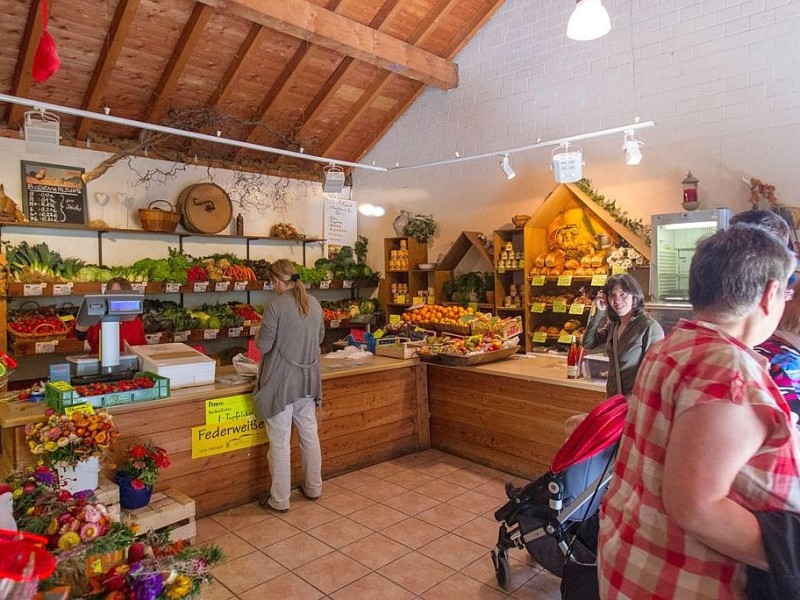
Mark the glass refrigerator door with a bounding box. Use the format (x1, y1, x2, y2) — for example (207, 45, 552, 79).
(650, 209, 731, 303)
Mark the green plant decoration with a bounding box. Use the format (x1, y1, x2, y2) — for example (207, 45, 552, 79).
(576, 179, 651, 245)
(403, 214, 438, 244)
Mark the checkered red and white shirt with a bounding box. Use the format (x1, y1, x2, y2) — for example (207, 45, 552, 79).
(599, 320, 800, 599)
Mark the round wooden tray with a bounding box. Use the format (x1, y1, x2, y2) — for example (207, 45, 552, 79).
(177, 183, 232, 234)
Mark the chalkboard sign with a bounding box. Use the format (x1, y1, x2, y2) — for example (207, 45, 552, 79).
(20, 160, 87, 224)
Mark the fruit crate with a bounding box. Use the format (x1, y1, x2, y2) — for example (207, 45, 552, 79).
(45, 371, 170, 411)
(374, 337, 425, 359)
(121, 488, 196, 543)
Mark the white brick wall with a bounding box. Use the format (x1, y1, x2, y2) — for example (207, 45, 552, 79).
(355, 0, 800, 268)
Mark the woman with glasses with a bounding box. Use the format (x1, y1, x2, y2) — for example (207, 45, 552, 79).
(582, 273, 664, 398)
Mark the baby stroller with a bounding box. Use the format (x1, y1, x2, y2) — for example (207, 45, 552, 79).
(491, 394, 627, 597)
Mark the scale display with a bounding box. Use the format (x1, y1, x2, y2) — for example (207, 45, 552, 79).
(108, 299, 143, 313)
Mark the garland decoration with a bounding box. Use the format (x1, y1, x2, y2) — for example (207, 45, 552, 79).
(576, 179, 651, 246)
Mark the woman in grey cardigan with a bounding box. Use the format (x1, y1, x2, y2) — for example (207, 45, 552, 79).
(583, 273, 664, 397)
(254, 259, 325, 513)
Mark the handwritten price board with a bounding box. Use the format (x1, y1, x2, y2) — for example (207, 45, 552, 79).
(21, 161, 87, 224)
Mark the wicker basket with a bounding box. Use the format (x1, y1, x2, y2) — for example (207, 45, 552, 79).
(138, 200, 180, 233)
(8, 321, 70, 342)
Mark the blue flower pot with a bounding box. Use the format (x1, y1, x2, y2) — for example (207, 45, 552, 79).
(115, 471, 153, 509)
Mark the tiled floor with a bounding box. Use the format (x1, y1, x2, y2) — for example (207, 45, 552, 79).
(200, 449, 562, 599)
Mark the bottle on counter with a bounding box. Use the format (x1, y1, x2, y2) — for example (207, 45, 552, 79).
(567, 335, 581, 379)
(235, 213, 244, 236)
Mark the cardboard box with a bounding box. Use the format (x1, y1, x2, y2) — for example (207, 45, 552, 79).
(374, 337, 425, 359)
(129, 343, 216, 388)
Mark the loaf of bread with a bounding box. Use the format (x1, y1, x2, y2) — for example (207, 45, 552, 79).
(595, 266, 608, 274)
(580, 254, 593, 268)
(565, 259, 580, 270)
(547, 326, 561, 336)
(535, 253, 547, 268)
(591, 250, 607, 268)
(545, 249, 566, 268)
(550, 265, 565, 276)
(561, 269, 574, 277)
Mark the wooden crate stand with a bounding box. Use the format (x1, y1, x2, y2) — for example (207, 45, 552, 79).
(121, 488, 196, 543)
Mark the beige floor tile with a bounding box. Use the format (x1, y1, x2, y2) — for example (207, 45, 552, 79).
(417, 503, 477, 531)
(378, 551, 455, 595)
(211, 550, 287, 594)
(475, 477, 515, 499)
(418, 533, 489, 571)
(412, 460, 463, 478)
(330, 572, 416, 600)
(438, 454, 474, 469)
(318, 480, 348, 497)
(205, 532, 259, 564)
(308, 516, 373, 549)
(210, 501, 271, 531)
(390, 452, 434, 468)
(318, 489, 375, 515)
(278, 503, 340, 531)
(239, 571, 324, 600)
(421, 572, 507, 600)
(462, 555, 541, 595)
(382, 490, 441, 516)
(358, 461, 407, 479)
(449, 489, 505, 515)
(441, 468, 496, 489)
(452, 515, 502, 549)
(383, 469, 436, 490)
(235, 515, 302, 548)
(417, 448, 452, 460)
(352, 478, 409, 502)
(195, 516, 230, 544)
(328, 470, 383, 490)
(510, 570, 562, 599)
(415, 479, 470, 502)
(466, 463, 508, 479)
(339, 532, 413, 570)
(294, 551, 371, 595)
(348, 503, 408, 531)
(264, 531, 334, 569)
(203, 577, 235, 600)
(382, 517, 447, 549)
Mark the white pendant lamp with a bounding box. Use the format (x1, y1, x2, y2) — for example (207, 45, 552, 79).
(567, 0, 611, 41)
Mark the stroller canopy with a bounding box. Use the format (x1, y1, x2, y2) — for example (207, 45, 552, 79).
(551, 394, 627, 474)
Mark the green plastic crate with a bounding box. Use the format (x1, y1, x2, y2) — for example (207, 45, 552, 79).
(46, 371, 170, 412)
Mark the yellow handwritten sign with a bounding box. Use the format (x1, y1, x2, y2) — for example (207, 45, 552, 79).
(557, 275, 573, 286)
(569, 303, 586, 315)
(531, 275, 546, 286)
(204, 394, 257, 424)
(531, 302, 545, 313)
(191, 418, 268, 458)
(552, 301, 567, 313)
(591, 274, 608, 287)
(65, 403, 95, 416)
(532, 332, 547, 343)
(611, 266, 626, 275)
(558, 333, 573, 344)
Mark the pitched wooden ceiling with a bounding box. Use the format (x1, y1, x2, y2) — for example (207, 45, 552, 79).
(0, 0, 506, 181)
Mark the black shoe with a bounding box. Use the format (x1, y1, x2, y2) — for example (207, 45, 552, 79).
(258, 493, 288, 514)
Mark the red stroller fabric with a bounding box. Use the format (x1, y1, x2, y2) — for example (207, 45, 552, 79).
(550, 394, 627, 474)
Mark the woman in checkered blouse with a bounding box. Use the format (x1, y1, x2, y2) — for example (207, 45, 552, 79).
(598, 225, 800, 599)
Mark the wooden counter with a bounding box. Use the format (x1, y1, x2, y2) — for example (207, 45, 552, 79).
(427, 354, 605, 481)
(1, 357, 428, 517)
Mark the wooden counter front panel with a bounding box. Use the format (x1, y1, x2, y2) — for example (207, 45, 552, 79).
(427, 365, 603, 480)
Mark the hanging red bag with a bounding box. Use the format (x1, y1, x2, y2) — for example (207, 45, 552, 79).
(32, 0, 61, 83)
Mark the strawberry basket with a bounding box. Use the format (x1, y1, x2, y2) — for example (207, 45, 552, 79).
(8, 319, 70, 342)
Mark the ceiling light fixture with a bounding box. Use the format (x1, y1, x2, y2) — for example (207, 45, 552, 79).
(499, 153, 516, 179)
(552, 142, 583, 183)
(23, 107, 60, 154)
(323, 163, 346, 194)
(567, 0, 611, 41)
(623, 130, 643, 165)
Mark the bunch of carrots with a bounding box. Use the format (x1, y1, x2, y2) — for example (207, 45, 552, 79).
(224, 264, 258, 281)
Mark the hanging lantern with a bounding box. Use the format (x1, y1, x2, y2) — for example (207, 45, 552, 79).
(681, 171, 699, 203)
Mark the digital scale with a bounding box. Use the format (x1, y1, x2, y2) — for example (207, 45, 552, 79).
(66, 293, 145, 382)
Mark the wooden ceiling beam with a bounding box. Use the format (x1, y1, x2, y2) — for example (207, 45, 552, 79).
(144, 2, 214, 124)
(6, 0, 45, 131)
(194, 0, 458, 89)
(208, 22, 270, 109)
(75, 0, 142, 140)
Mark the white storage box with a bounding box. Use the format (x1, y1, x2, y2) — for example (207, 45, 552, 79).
(129, 343, 216, 388)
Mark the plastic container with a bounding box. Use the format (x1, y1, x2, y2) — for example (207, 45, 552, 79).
(45, 371, 170, 411)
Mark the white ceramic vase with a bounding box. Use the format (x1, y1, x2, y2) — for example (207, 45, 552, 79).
(393, 211, 411, 236)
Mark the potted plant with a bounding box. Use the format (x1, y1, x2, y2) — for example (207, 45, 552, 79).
(448, 271, 487, 306)
(25, 408, 118, 493)
(484, 271, 496, 304)
(115, 442, 170, 509)
(403, 214, 438, 244)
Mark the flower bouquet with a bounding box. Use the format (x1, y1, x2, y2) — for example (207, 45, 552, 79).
(115, 442, 170, 509)
(606, 246, 645, 272)
(25, 409, 118, 469)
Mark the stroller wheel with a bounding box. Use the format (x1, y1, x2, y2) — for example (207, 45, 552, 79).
(492, 548, 512, 589)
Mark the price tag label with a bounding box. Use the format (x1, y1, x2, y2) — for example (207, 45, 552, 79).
(590, 274, 608, 287)
(23, 283, 44, 296)
(395, 295, 406, 304)
(372, 328, 385, 339)
(412, 296, 424, 306)
(65, 403, 95, 416)
(52, 283, 73, 296)
(611, 266, 626, 275)
(214, 281, 230, 292)
(530, 276, 545, 286)
(329, 319, 340, 329)
(131, 283, 146, 294)
(557, 275, 573, 286)
(558, 333, 573, 344)
(145, 333, 162, 345)
(553, 301, 567, 313)
(165, 282, 181, 293)
(35, 341, 57, 354)
(468, 302, 479, 313)
(234, 281, 248, 291)
(532, 332, 548, 343)
(49, 380, 73, 392)
(569, 303, 586, 315)
(343, 280, 353, 289)
(89, 557, 103, 574)
(249, 325, 260, 337)
(531, 302, 546, 313)
(389, 314, 401, 324)
(203, 329, 219, 340)
(227, 327, 243, 338)
(427, 296, 435, 305)
(263, 281, 273, 291)
(193, 282, 209, 293)
(498, 265, 506, 273)
(174, 331, 190, 343)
